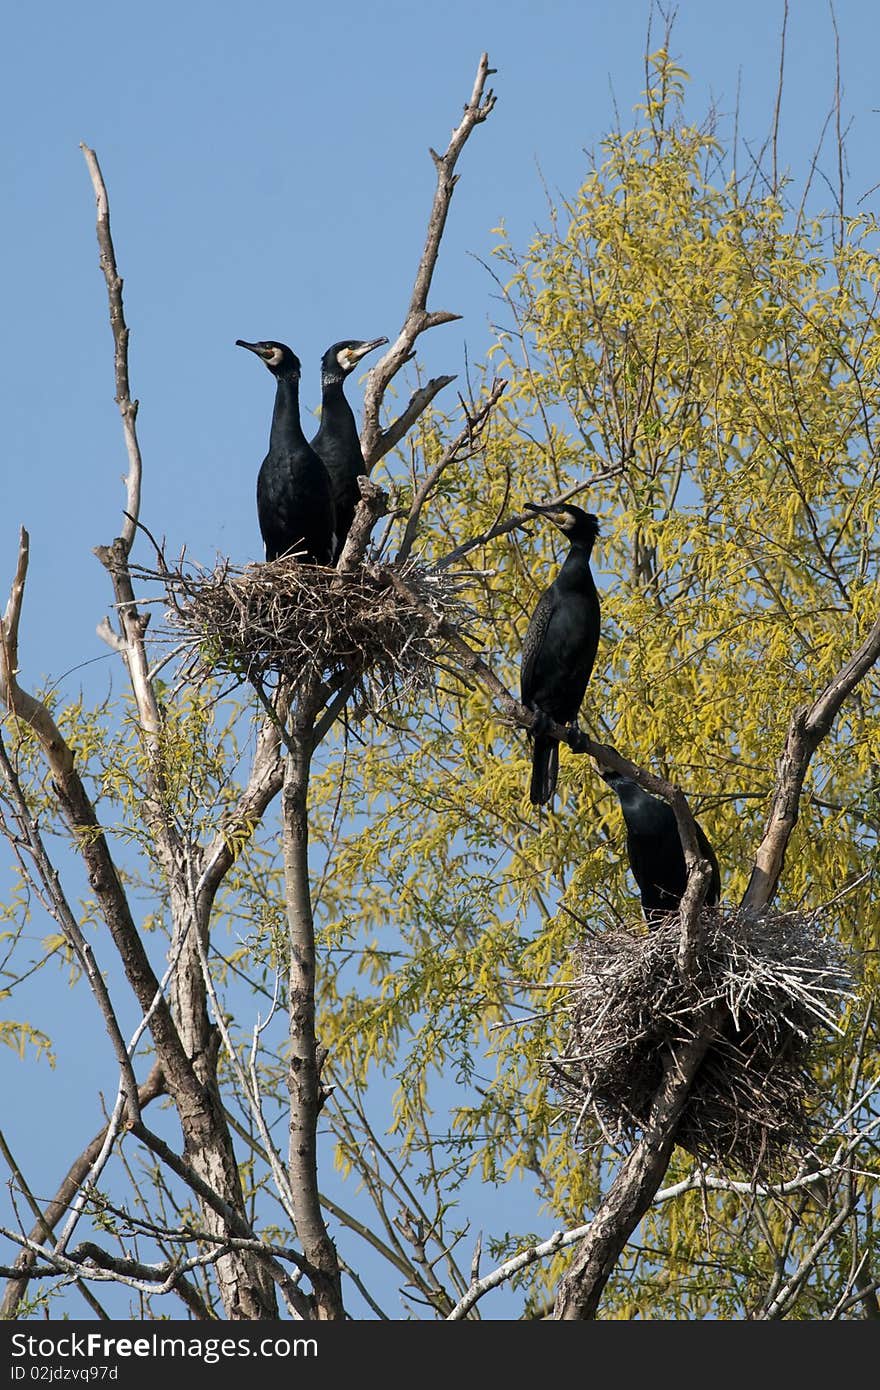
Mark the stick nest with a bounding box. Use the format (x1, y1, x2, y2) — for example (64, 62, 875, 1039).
(548, 910, 855, 1179)
(139, 555, 477, 709)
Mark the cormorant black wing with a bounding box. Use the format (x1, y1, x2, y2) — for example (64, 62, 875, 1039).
(520, 587, 557, 707)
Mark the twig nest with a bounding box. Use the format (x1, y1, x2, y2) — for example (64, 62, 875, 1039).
(548, 909, 855, 1179)
(136, 555, 478, 708)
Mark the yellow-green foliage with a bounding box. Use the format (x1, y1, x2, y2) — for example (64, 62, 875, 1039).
(307, 50, 880, 1314)
(0, 1014, 55, 1066)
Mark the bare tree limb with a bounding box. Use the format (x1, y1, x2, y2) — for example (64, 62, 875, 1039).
(0, 1132, 109, 1320)
(282, 710, 345, 1320)
(395, 378, 508, 564)
(552, 1010, 723, 1319)
(742, 614, 880, 914)
(81, 149, 280, 1319)
(335, 478, 390, 575)
(129, 1121, 311, 1318)
(0, 1226, 313, 1319)
(448, 1224, 580, 1321)
(0, 1065, 166, 1319)
(0, 729, 151, 1262)
(360, 52, 497, 469)
(771, 0, 789, 194)
(69, 1243, 214, 1318)
(447, 1107, 880, 1321)
(366, 376, 458, 468)
(80, 145, 143, 553)
(758, 1191, 857, 1319)
(186, 862, 298, 1229)
(194, 706, 285, 914)
(0, 533, 196, 1101)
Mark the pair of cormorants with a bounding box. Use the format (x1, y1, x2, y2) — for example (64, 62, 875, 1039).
(520, 501, 721, 924)
(236, 336, 387, 564)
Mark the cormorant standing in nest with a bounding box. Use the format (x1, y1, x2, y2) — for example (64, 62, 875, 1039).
(236, 339, 336, 564)
(310, 338, 388, 561)
(600, 769, 721, 924)
(520, 503, 601, 806)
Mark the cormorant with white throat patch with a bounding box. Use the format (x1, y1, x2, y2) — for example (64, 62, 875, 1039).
(310, 338, 388, 562)
(520, 502, 601, 806)
(236, 339, 336, 565)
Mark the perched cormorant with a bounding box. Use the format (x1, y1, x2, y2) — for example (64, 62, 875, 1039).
(600, 769, 721, 924)
(236, 339, 336, 564)
(310, 338, 388, 561)
(520, 503, 602, 806)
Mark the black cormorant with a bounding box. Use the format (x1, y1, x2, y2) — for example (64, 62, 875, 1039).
(600, 769, 721, 923)
(310, 338, 388, 561)
(236, 339, 336, 564)
(520, 503, 601, 806)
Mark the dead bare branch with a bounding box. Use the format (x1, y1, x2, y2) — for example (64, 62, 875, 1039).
(282, 702, 345, 1319)
(742, 614, 880, 914)
(0, 1066, 166, 1319)
(80, 151, 281, 1318)
(335, 477, 390, 574)
(395, 378, 508, 564)
(553, 1009, 724, 1319)
(80, 145, 142, 553)
(0, 535, 196, 1102)
(360, 52, 497, 468)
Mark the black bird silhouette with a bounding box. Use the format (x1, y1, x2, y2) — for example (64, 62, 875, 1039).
(310, 338, 387, 561)
(236, 339, 336, 564)
(520, 503, 601, 805)
(600, 769, 721, 924)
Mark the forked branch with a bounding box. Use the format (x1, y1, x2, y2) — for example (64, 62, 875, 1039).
(395, 377, 508, 564)
(360, 52, 497, 468)
(742, 613, 880, 914)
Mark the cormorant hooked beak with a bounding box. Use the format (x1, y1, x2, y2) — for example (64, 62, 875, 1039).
(236, 339, 268, 358)
(335, 337, 389, 373)
(351, 337, 389, 361)
(523, 500, 569, 527)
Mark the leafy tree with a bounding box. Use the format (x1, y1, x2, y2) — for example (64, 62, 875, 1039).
(1, 38, 878, 1321)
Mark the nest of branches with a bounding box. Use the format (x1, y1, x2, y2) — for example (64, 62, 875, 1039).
(140, 554, 477, 710)
(548, 909, 855, 1180)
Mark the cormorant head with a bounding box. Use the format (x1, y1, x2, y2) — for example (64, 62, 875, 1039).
(524, 502, 600, 547)
(598, 767, 635, 796)
(236, 340, 301, 379)
(320, 337, 388, 384)
(599, 768, 667, 823)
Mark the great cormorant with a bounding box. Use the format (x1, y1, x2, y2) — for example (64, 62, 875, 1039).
(520, 503, 601, 805)
(600, 769, 721, 924)
(310, 338, 388, 561)
(236, 339, 336, 564)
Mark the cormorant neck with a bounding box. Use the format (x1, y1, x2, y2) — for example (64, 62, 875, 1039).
(617, 784, 668, 831)
(321, 376, 352, 407)
(571, 532, 597, 558)
(270, 374, 308, 450)
(556, 539, 597, 589)
(318, 377, 357, 433)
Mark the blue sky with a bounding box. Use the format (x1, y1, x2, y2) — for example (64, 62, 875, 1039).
(6, 0, 876, 694)
(2, 0, 878, 1319)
